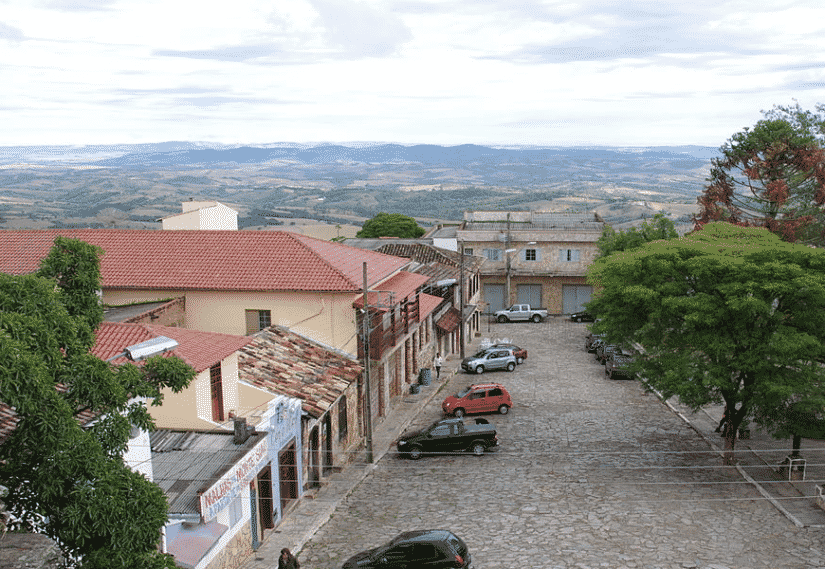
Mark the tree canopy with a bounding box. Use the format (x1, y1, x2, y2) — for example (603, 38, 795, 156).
(696, 102, 825, 245)
(0, 237, 196, 569)
(356, 212, 426, 238)
(597, 213, 679, 257)
(587, 222, 825, 463)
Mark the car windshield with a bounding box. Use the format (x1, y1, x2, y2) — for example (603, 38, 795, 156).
(473, 349, 489, 358)
(456, 386, 472, 398)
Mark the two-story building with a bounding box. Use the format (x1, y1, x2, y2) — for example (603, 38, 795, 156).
(455, 211, 605, 316)
(344, 239, 485, 357)
(0, 229, 443, 450)
(91, 321, 304, 569)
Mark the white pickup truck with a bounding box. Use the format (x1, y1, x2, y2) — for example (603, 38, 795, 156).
(494, 304, 548, 323)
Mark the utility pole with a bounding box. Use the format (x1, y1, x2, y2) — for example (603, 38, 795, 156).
(459, 241, 465, 360)
(362, 262, 374, 464)
(505, 212, 511, 307)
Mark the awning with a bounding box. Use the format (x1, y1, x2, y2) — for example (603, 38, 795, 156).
(436, 307, 461, 333)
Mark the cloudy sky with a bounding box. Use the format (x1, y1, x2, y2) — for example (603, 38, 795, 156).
(1, 0, 824, 147)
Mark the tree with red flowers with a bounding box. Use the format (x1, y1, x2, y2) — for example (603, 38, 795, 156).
(696, 103, 825, 245)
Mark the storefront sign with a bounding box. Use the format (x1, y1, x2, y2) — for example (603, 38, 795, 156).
(200, 436, 269, 521)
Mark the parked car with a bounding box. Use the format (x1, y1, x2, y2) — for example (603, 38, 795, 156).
(486, 343, 527, 364)
(493, 304, 548, 323)
(605, 349, 635, 379)
(396, 417, 498, 459)
(461, 348, 517, 374)
(595, 343, 620, 365)
(585, 332, 603, 352)
(442, 382, 512, 417)
(570, 310, 595, 322)
(584, 334, 604, 354)
(341, 529, 474, 569)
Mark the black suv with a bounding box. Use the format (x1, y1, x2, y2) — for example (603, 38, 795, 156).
(342, 529, 473, 568)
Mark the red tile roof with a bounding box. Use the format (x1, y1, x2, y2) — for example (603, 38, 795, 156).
(0, 230, 408, 292)
(436, 307, 462, 333)
(0, 322, 252, 443)
(353, 271, 430, 309)
(418, 293, 445, 320)
(238, 326, 363, 419)
(93, 322, 252, 372)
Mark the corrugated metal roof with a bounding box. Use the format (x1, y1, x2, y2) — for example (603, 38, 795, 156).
(150, 429, 264, 516)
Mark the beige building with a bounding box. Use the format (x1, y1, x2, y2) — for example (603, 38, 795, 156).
(161, 200, 239, 230)
(456, 211, 605, 315)
(0, 228, 444, 431)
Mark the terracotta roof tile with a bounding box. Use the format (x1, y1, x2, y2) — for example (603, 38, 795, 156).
(0, 323, 252, 443)
(418, 293, 445, 319)
(0, 230, 408, 292)
(237, 326, 362, 419)
(92, 322, 252, 372)
(436, 307, 462, 333)
(353, 271, 430, 309)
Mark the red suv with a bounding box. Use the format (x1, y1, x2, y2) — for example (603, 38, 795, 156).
(442, 383, 513, 417)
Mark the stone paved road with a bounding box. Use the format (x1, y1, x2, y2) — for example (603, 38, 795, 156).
(299, 319, 825, 569)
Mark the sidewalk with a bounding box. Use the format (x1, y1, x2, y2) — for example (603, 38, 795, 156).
(665, 397, 825, 528)
(238, 355, 464, 569)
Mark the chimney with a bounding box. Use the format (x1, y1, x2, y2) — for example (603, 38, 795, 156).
(233, 417, 254, 445)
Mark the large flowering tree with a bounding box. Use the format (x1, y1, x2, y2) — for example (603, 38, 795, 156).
(696, 104, 825, 245)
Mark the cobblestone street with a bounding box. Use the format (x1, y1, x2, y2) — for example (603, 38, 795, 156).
(297, 319, 825, 569)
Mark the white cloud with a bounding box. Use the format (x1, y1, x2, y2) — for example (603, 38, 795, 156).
(0, 0, 823, 146)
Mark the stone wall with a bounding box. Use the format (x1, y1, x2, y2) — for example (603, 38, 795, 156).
(124, 297, 186, 327)
(0, 533, 62, 569)
(205, 522, 252, 569)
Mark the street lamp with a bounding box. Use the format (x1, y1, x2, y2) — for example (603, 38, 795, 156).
(106, 336, 179, 362)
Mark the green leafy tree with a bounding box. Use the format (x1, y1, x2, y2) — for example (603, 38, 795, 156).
(587, 223, 825, 464)
(696, 103, 825, 245)
(0, 237, 196, 569)
(597, 213, 679, 257)
(356, 212, 425, 238)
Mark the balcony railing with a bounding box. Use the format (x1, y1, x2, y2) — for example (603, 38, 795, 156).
(356, 293, 421, 361)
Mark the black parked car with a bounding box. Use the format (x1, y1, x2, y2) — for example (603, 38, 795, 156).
(570, 310, 595, 322)
(342, 529, 473, 569)
(396, 418, 498, 459)
(605, 349, 635, 379)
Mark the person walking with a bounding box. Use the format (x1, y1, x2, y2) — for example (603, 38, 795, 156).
(278, 548, 300, 569)
(433, 352, 443, 380)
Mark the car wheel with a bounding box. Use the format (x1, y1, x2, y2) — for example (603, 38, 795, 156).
(454, 408, 465, 418)
(475, 365, 485, 374)
(531, 314, 541, 323)
(506, 362, 515, 372)
(497, 315, 508, 323)
(471, 442, 485, 456)
(517, 357, 524, 364)
(498, 404, 509, 415)
(408, 445, 422, 460)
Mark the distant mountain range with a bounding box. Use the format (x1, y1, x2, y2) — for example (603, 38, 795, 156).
(0, 142, 720, 167)
(0, 142, 719, 232)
